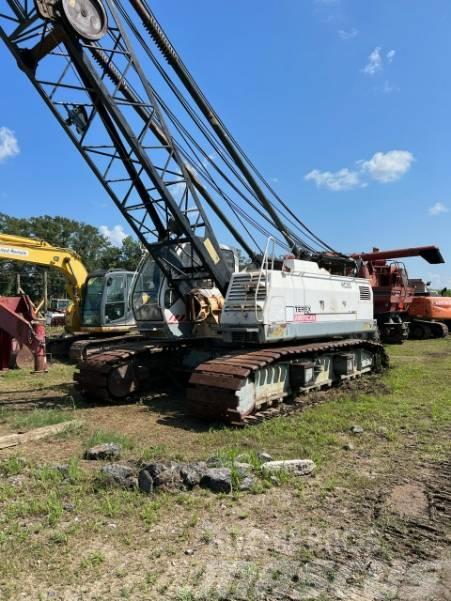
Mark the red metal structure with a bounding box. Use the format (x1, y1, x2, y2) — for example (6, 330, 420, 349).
(352, 246, 448, 343)
(0, 296, 47, 372)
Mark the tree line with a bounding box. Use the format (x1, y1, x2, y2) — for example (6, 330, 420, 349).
(0, 213, 142, 302)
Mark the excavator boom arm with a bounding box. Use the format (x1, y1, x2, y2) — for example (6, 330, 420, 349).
(0, 233, 89, 331)
(0, 233, 88, 298)
(352, 246, 444, 265)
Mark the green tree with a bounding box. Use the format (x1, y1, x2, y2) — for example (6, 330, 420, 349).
(0, 214, 142, 301)
(97, 236, 142, 271)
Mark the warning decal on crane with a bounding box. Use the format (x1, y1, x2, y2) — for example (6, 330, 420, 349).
(0, 247, 29, 257)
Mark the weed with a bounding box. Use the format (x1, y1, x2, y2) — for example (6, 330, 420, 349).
(33, 464, 64, 483)
(140, 499, 161, 525)
(186, 512, 198, 528)
(66, 457, 84, 483)
(176, 587, 194, 601)
(0, 456, 27, 476)
(200, 529, 213, 544)
(120, 587, 132, 599)
(229, 526, 240, 543)
(145, 572, 157, 586)
(138, 444, 168, 462)
(86, 429, 134, 450)
(98, 492, 123, 518)
(48, 530, 68, 545)
(54, 419, 84, 439)
(80, 550, 105, 570)
(46, 494, 64, 526)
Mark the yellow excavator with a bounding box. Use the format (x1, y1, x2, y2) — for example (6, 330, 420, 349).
(0, 233, 137, 358)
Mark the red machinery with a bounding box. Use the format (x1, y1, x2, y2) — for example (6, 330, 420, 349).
(352, 246, 448, 343)
(0, 295, 47, 372)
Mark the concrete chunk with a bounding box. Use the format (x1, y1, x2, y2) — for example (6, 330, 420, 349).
(261, 459, 315, 476)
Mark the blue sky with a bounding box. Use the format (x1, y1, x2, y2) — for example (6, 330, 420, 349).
(0, 0, 450, 287)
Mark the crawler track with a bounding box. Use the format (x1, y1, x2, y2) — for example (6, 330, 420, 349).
(74, 338, 183, 402)
(409, 319, 448, 340)
(75, 337, 387, 423)
(188, 339, 387, 423)
(69, 333, 142, 363)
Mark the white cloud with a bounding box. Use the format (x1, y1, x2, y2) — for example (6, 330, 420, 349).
(305, 149, 414, 192)
(387, 49, 396, 64)
(305, 168, 362, 191)
(363, 47, 397, 78)
(363, 47, 383, 76)
(428, 202, 449, 216)
(99, 224, 127, 247)
(338, 28, 358, 40)
(360, 150, 414, 183)
(0, 127, 20, 162)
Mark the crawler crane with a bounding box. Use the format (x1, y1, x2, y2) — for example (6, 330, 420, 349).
(0, 0, 387, 422)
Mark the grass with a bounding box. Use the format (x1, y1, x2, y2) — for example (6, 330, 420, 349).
(85, 429, 134, 450)
(0, 407, 75, 431)
(0, 361, 75, 394)
(193, 338, 451, 468)
(0, 338, 448, 599)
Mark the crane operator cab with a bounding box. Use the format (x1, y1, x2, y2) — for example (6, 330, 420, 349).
(80, 269, 136, 333)
(132, 244, 238, 339)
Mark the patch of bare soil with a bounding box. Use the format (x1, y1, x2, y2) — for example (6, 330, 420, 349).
(386, 482, 429, 518)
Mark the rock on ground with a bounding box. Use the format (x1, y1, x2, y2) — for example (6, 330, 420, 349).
(101, 463, 137, 489)
(200, 468, 232, 493)
(257, 452, 273, 463)
(180, 462, 207, 489)
(233, 462, 252, 476)
(239, 475, 256, 491)
(261, 459, 315, 476)
(84, 443, 121, 461)
(351, 424, 364, 434)
(139, 461, 184, 493)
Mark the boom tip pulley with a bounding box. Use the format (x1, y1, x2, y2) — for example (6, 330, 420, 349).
(35, 0, 108, 40)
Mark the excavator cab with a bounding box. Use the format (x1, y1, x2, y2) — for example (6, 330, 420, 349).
(80, 269, 136, 333)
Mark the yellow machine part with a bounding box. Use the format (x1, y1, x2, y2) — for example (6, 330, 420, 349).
(0, 233, 88, 332)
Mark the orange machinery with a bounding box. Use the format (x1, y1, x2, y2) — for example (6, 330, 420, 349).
(408, 279, 451, 336)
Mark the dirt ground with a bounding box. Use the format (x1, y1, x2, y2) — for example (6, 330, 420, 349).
(0, 339, 449, 600)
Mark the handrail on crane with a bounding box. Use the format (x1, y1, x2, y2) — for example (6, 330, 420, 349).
(255, 237, 275, 323)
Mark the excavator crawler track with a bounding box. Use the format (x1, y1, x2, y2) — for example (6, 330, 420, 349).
(409, 320, 448, 340)
(187, 339, 388, 424)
